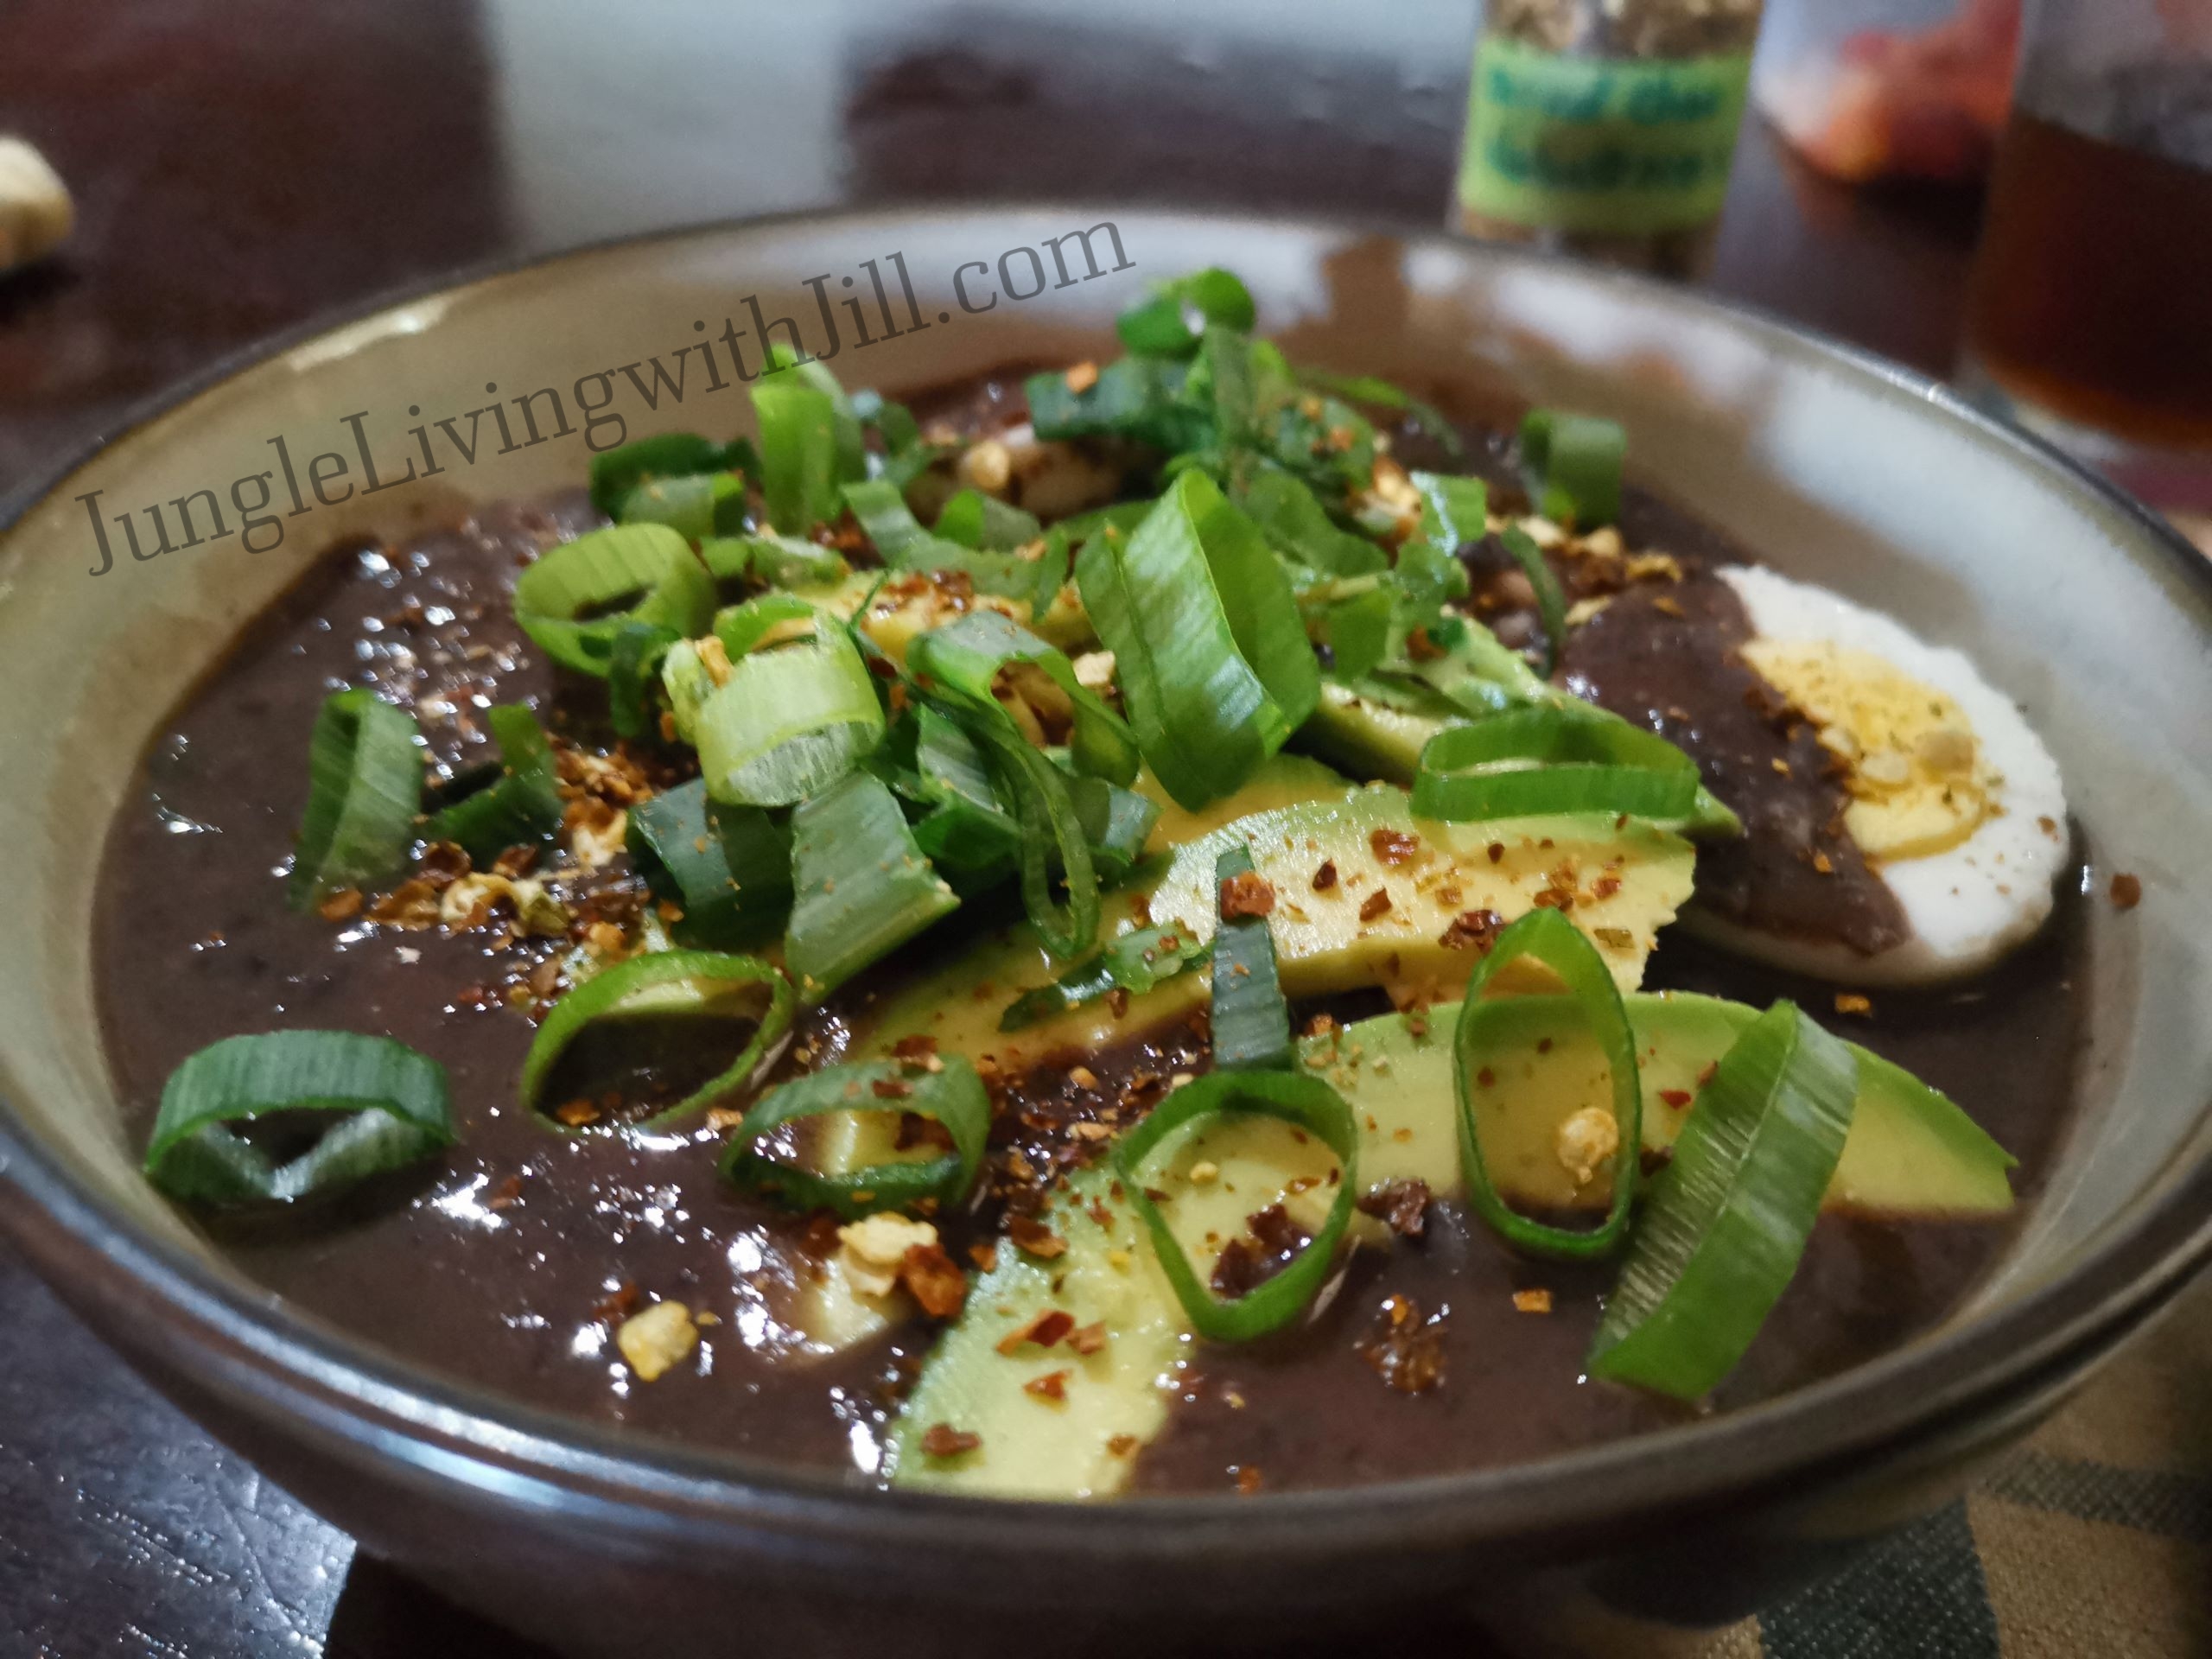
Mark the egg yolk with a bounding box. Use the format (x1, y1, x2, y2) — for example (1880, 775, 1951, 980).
(1738, 640, 1999, 863)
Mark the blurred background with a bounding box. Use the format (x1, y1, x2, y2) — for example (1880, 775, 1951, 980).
(1, 2, 2206, 1655)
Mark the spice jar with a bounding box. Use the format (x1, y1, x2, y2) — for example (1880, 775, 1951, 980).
(1454, 0, 1765, 277)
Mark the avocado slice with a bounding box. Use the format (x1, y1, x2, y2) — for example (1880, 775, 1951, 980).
(788, 787, 1695, 1360)
(1313, 991, 2017, 1218)
(887, 991, 2014, 1499)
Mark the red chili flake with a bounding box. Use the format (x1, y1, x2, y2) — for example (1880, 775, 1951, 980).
(1476, 1066, 1496, 1088)
(1356, 1178, 1431, 1238)
(1023, 1370, 1071, 1402)
(995, 1309, 1076, 1356)
(893, 1033, 939, 1061)
(1659, 1089, 1694, 1110)
(1358, 888, 1393, 922)
(1370, 828, 1421, 866)
(899, 1244, 969, 1319)
(919, 1424, 981, 1459)
(1236, 1465, 1266, 1495)
(1357, 1294, 1446, 1393)
(969, 1242, 1000, 1274)
(2109, 873, 2143, 911)
(1312, 859, 1338, 892)
(1487, 842, 1506, 864)
(1006, 1215, 1067, 1259)
(1107, 1433, 1140, 1458)
(486, 1173, 525, 1211)
(870, 1076, 913, 1100)
(1219, 871, 1277, 920)
(1106, 987, 1129, 1019)
(1406, 626, 1446, 661)
(1591, 874, 1622, 900)
(1438, 907, 1503, 952)
(1067, 1321, 1109, 1356)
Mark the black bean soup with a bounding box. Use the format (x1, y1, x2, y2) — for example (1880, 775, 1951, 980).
(94, 371, 2088, 1494)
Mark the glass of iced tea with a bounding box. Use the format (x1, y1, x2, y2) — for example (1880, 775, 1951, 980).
(1961, 0, 2212, 508)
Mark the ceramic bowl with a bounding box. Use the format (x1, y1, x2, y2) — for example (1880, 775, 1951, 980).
(2, 208, 2208, 1657)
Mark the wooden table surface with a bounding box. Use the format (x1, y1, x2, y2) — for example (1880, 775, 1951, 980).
(0, 3, 2010, 1654)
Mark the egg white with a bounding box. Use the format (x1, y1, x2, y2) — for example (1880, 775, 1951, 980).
(1681, 565, 2070, 987)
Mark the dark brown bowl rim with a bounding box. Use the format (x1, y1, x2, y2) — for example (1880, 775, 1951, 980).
(2, 203, 2209, 1568)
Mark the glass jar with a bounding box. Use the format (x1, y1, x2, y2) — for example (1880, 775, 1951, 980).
(1453, 0, 1766, 277)
(1960, 0, 2212, 509)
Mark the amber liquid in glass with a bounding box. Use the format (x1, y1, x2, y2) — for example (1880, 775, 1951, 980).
(1966, 74, 2212, 454)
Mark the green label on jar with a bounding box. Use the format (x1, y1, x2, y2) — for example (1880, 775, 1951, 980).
(1459, 36, 1752, 236)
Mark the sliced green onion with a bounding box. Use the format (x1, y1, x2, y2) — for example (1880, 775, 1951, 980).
(1520, 409, 1626, 530)
(785, 770, 960, 1002)
(1074, 470, 1318, 810)
(626, 779, 792, 947)
(1297, 368, 1465, 459)
(1064, 772, 1160, 882)
(1210, 844, 1290, 1072)
(694, 615, 886, 807)
(712, 592, 819, 661)
(843, 478, 1045, 603)
(1236, 466, 1389, 580)
(588, 432, 756, 519)
(1116, 267, 1256, 357)
(1455, 908, 1642, 1260)
(719, 1055, 988, 1218)
(520, 950, 793, 1131)
(615, 471, 746, 541)
(700, 531, 850, 589)
(935, 488, 1042, 551)
(1114, 1071, 1360, 1342)
(1326, 588, 1395, 683)
(1413, 704, 1706, 825)
(1496, 524, 1567, 677)
(607, 620, 680, 742)
(1025, 355, 1210, 454)
(753, 378, 844, 534)
(423, 703, 563, 862)
(659, 638, 718, 745)
(512, 524, 715, 677)
(851, 387, 920, 454)
(906, 608, 1139, 785)
(998, 921, 1208, 1032)
(957, 712, 1097, 960)
(145, 1031, 453, 1205)
(288, 689, 421, 907)
(769, 348, 868, 485)
(1588, 1001, 1859, 1399)
(909, 707, 1020, 875)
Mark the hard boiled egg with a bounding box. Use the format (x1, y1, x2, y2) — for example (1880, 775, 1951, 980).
(1688, 564, 2069, 986)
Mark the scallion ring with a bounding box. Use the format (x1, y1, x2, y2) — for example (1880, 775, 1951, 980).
(693, 613, 886, 807)
(144, 1031, 454, 1205)
(719, 1055, 989, 1218)
(1587, 1001, 1859, 1399)
(1496, 523, 1567, 677)
(423, 703, 563, 862)
(607, 620, 681, 742)
(1210, 844, 1291, 1072)
(288, 688, 423, 908)
(512, 523, 715, 676)
(1454, 907, 1642, 1260)
(1113, 1071, 1360, 1342)
(1412, 704, 1704, 824)
(519, 950, 793, 1131)
(1520, 409, 1626, 531)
